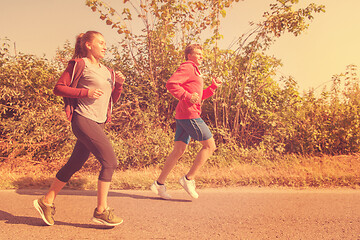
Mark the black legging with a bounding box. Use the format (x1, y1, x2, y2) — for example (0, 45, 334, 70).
(56, 112, 118, 182)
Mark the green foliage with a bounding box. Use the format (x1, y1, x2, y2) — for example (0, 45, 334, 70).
(0, 44, 74, 166)
(288, 65, 360, 155)
(200, 0, 325, 149)
(85, 0, 242, 123)
(5, 1, 359, 173)
(106, 106, 175, 169)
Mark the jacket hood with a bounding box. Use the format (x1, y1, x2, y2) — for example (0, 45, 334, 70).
(69, 58, 85, 63)
(181, 61, 202, 76)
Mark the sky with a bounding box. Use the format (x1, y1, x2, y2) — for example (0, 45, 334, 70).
(1, 0, 359, 93)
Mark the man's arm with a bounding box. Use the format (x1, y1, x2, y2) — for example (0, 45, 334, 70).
(202, 77, 222, 100)
(166, 64, 193, 102)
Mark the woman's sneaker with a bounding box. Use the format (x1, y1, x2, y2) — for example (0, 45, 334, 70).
(92, 207, 123, 226)
(150, 180, 171, 199)
(179, 175, 199, 199)
(33, 196, 56, 226)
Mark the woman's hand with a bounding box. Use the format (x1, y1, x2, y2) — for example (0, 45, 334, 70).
(115, 71, 126, 85)
(88, 89, 104, 99)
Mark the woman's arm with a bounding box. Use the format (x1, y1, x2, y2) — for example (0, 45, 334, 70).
(53, 61, 89, 98)
(111, 70, 125, 103)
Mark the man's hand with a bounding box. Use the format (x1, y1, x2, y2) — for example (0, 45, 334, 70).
(213, 77, 222, 87)
(190, 92, 199, 104)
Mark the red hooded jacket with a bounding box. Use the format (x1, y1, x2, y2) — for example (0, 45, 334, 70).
(166, 61, 217, 119)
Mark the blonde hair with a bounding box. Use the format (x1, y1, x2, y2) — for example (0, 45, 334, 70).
(72, 31, 102, 59)
(184, 44, 202, 60)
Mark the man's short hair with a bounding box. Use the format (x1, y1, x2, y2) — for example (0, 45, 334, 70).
(184, 44, 202, 60)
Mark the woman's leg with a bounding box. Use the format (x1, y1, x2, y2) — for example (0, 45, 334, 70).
(70, 114, 118, 212)
(43, 178, 67, 205)
(81, 127, 117, 211)
(45, 139, 91, 204)
(97, 180, 111, 213)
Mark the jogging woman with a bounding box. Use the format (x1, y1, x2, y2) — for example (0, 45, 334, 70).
(150, 44, 222, 199)
(34, 31, 124, 226)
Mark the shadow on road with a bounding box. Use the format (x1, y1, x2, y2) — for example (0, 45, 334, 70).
(0, 209, 114, 229)
(15, 189, 191, 203)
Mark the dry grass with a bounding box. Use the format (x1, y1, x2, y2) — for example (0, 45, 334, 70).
(197, 154, 360, 189)
(1, 154, 360, 190)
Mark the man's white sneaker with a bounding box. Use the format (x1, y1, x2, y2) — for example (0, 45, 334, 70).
(179, 175, 199, 199)
(150, 181, 171, 200)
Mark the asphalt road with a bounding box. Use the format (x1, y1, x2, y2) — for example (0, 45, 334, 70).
(0, 187, 359, 239)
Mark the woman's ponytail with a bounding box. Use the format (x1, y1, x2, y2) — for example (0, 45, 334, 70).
(72, 33, 85, 59)
(72, 31, 102, 59)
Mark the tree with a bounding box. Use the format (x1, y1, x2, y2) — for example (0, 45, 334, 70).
(203, 0, 325, 147)
(85, 0, 325, 152)
(85, 0, 241, 119)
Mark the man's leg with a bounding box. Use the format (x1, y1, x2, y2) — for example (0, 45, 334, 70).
(186, 137, 216, 180)
(178, 137, 216, 199)
(157, 141, 187, 184)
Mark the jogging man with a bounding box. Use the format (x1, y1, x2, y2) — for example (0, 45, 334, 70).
(150, 44, 222, 199)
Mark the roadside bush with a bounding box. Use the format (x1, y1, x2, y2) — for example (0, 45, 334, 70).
(0, 42, 72, 168)
(2, 36, 360, 173)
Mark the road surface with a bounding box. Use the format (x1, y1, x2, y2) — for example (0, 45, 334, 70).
(0, 188, 359, 239)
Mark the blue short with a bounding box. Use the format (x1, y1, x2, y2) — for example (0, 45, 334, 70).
(174, 118, 212, 144)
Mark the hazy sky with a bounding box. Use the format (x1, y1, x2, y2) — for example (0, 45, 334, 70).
(1, 0, 359, 92)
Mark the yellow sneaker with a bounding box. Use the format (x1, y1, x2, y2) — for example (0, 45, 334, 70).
(92, 207, 123, 226)
(33, 196, 55, 226)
